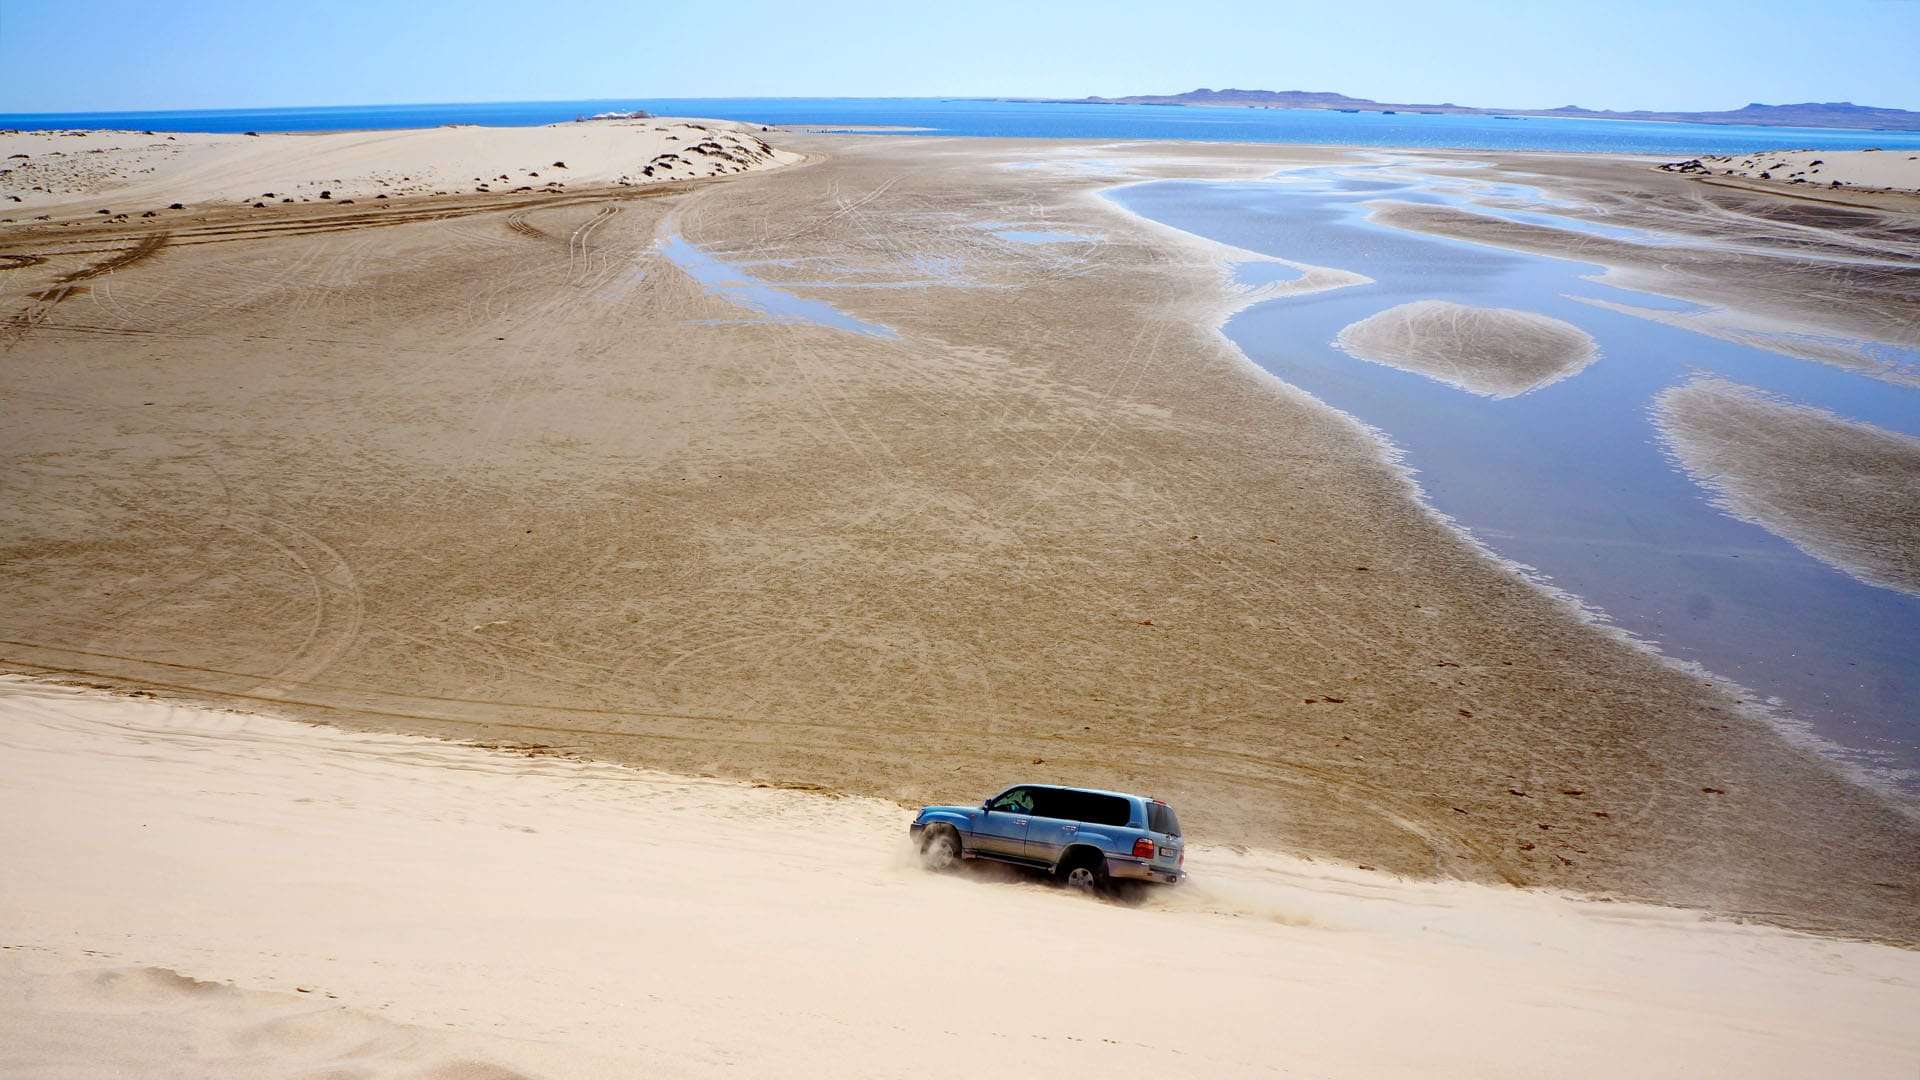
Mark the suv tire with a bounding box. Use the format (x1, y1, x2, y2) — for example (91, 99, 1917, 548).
(1059, 851, 1109, 896)
(920, 826, 961, 872)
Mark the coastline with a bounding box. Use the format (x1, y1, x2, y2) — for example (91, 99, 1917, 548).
(11, 98, 1920, 157)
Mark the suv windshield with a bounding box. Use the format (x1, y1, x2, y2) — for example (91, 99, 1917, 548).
(989, 788, 1035, 813)
(1147, 801, 1181, 837)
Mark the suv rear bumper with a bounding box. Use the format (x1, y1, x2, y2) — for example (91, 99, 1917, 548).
(1107, 854, 1184, 885)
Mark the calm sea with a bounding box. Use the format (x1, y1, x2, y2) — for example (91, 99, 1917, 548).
(5, 98, 1920, 155)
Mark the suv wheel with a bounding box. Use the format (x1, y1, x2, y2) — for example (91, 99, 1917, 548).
(1060, 853, 1109, 896)
(920, 826, 960, 872)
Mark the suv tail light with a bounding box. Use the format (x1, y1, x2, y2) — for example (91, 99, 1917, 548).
(1132, 837, 1155, 859)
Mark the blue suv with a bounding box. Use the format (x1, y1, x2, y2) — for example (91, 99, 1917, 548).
(910, 784, 1185, 893)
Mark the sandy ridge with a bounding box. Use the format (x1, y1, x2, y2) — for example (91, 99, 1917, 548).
(0, 118, 799, 223)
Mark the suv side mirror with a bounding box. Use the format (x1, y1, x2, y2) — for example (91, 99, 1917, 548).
(982, 799, 993, 813)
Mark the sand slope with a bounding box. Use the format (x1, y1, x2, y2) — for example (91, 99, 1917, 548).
(5, 677, 1917, 1079)
(0, 119, 797, 220)
(0, 956, 523, 1080)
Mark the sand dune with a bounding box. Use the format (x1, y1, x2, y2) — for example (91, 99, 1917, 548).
(1654, 376, 1920, 595)
(0, 118, 797, 221)
(1333, 299, 1599, 398)
(1662, 148, 1920, 194)
(5, 677, 1917, 1079)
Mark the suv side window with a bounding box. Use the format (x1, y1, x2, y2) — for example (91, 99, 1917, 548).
(1082, 793, 1133, 827)
(1028, 787, 1076, 821)
(1030, 788, 1133, 826)
(989, 787, 1035, 813)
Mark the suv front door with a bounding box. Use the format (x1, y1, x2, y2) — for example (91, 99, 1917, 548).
(973, 786, 1035, 858)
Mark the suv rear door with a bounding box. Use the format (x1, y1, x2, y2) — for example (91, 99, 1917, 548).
(1022, 787, 1080, 863)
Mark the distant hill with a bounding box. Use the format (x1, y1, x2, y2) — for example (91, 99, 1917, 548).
(1070, 89, 1920, 131)
(1537, 101, 1920, 130)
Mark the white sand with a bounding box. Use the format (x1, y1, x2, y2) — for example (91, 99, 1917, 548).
(0, 118, 798, 219)
(4, 676, 1917, 1079)
(1662, 148, 1920, 193)
(0, 958, 507, 1080)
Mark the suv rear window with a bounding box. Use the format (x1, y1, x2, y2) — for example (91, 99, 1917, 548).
(1147, 802, 1181, 837)
(1032, 788, 1133, 827)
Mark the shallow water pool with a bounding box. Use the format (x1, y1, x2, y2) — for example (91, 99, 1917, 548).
(659, 235, 897, 338)
(1110, 166, 1920, 791)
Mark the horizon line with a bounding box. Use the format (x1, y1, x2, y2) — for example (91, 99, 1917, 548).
(5, 91, 1917, 120)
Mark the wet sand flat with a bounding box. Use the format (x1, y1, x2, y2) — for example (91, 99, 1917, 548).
(1110, 161, 1920, 781)
(1655, 377, 1920, 595)
(1334, 299, 1598, 398)
(1366, 161, 1920, 385)
(2, 133, 1917, 942)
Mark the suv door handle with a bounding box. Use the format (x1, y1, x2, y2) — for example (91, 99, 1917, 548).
(1013, 817, 1029, 825)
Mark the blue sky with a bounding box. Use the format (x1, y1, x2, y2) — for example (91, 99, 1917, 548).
(3, 0, 1917, 114)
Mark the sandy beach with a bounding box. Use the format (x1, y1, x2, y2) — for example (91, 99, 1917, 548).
(3, 121, 1919, 1074)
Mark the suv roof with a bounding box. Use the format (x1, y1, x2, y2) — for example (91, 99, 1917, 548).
(999, 783, 1161, 803)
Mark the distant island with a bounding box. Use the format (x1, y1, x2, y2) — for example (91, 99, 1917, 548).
(1057, 88, 1920, 131)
